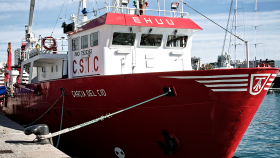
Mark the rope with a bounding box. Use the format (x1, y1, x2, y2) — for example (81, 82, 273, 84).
(221, 0, 233, 56)
(38, 89, 171, 140)
(182, 2, 246, 42)
(51, 0, 67, 36)
(56, 92, 65, 148)
(23, 94, 63, 127)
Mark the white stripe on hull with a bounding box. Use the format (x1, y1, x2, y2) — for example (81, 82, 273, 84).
(205, 84, 248, 87)
(196, 79, 248, 83)
(160, 74, 249, 79)
(211, 89, 247, 92)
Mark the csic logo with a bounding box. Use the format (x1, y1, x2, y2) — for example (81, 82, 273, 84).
(249, 74, 270, 95)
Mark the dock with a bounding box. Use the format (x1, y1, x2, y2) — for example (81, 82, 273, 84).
(0, 114, 70, 158)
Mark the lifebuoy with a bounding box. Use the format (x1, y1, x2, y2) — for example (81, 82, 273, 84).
(42, 36, 57, 53)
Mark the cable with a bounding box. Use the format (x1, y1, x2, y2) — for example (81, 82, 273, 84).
(51, 0, 68, 36)
(65, 0, 69, 22)
(221, 0, 233, 56)
(182, 2, 245, 43)
(23, 94, 63, 127)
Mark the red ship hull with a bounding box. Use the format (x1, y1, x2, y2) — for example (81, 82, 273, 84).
(2, 68, 279, 158)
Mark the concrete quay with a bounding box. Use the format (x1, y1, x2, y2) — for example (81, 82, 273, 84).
(0, 114, 70, 158)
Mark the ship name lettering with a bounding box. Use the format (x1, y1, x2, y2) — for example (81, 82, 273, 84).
(81, 49, 92, 56)
(72, 89, 106, 97)
(71, 90, 87, 97)
(132, 17, 175, 25)
(155, 18, 164, 24)
(73, 60, 77, 74)
(166, 19, 174, 25)
(74, 51, 80, 56)
(96, 89, 106, 96)
(133, 17, 141, 23)
(144, 18, 152, 24)
(94, 56, 99, 71)
(86, 90, 97, 97)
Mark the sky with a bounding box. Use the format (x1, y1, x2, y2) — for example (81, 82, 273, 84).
(0, 0, 279, 65)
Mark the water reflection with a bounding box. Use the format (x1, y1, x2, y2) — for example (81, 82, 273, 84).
(234, 91, 280, 158)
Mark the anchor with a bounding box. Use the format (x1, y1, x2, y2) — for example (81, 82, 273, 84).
(158, 130, 177, 156)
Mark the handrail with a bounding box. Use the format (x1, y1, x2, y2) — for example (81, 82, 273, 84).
(85, 6, 189, 18)
(76, 6, 189, 27)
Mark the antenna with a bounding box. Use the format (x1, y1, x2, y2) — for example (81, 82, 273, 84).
(254, 0, 258, 67)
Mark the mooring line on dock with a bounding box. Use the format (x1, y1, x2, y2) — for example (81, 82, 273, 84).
(23, 94, 64, 127)
(37, 89, 171, 140)
(56, 90, 65, 148)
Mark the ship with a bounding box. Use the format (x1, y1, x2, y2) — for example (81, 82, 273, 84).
(1, 0, 279, 158)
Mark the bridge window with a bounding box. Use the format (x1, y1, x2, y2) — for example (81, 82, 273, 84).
(72, 37, 79, 51)
(81, 35, 88, 49)
(140, 34, 163, 46)
(166, 35, 188, 48)
(112, 32, 136, 46)
(90, 32, 99, 47)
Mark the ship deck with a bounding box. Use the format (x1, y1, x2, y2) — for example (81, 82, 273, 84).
(0, 114, 69, 158)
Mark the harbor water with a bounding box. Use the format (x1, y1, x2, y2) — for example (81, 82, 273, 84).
(234, 90, 280, 157)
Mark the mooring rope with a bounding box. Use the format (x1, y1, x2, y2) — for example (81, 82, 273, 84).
(56, 91, 65, 148)
(37, 89, 171, 140)
(23, 94, 63, 127)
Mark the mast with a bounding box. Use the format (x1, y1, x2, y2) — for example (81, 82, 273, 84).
(234, 0, 237, 68)
(254, 0, 258, 67)
(181, 0, 183, 18)
(82, 0, 88, 23)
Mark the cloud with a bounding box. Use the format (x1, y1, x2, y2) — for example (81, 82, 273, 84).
(0, 0, 68, 12)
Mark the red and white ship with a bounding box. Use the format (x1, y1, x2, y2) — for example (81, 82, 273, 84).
(1, 0, 279, 158)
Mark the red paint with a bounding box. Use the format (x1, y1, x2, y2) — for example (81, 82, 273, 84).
(79, 59, 84, 73)
(73, 60, 77, 74)
(5, 42, 12, 87)
(94, 56, 98, 71)
(73, 13, 202, 35)
(3, 67, 279, 158)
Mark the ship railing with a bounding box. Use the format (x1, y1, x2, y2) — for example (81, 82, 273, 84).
(89, 6, 189, 18)
(25, 37, 68, 60)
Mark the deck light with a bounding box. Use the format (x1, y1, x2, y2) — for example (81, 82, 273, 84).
(171, 2, 179, 10)
(133, 0, 137, 7)
(81, 8, 88, 14)
(122, 0, 129, 5)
